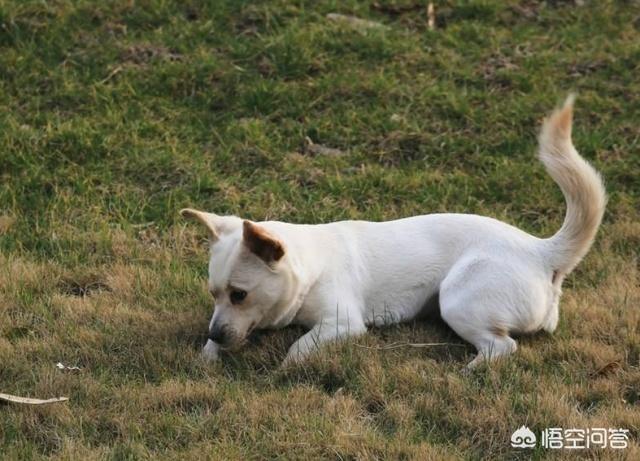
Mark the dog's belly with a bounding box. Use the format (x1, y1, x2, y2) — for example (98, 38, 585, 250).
(363, 285, 440, 327)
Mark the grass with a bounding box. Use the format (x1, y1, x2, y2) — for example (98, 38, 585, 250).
(1, 0, 639, 459)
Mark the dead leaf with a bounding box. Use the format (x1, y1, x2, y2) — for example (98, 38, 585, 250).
(303, 137, 345, 157)
(121, 44, 183, 65)
(509, 2, 542, 20)
(0, 215, 14, 234)
(59, 274, 111, 298)
(326, 13, 388, 30)
(591, 361, 622, 377)
(0, 392, 68, 405)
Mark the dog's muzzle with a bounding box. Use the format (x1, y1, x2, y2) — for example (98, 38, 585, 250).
(208, 324, 231, 346)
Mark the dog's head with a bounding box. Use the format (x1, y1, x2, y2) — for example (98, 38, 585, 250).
(181, 209, 296, 349)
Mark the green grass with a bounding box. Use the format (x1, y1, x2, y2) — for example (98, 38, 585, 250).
(1, 0, 639, 459)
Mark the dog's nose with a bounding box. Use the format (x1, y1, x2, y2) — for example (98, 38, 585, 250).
(208, 325, 229, 345)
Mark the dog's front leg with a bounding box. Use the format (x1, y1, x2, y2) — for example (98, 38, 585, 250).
(282, 315, 366, 366)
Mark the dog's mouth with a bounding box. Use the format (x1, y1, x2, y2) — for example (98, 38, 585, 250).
(218, 340, 243, 352)
(218, 322, 257, 351)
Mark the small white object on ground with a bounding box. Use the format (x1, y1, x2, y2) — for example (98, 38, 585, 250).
(427, 3, 435, 30)
(56, 362, 81, 371)
(202, 339, 220, 362)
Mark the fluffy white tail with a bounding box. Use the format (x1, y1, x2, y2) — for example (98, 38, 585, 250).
(539, 95, 606, 276)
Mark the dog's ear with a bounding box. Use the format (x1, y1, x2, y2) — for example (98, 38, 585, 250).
(243, 221, 285, 264)
(180, 208, 220, 241)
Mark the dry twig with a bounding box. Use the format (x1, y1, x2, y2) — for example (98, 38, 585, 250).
(354, 341, 465, 350)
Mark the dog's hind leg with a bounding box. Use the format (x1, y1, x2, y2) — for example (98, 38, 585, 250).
(460, 334, 517, 370)
(541, 282, 562, 333)
(541, 303, 559, 333)
(440, 295, 518, 370)
(438, 257, 542, 370)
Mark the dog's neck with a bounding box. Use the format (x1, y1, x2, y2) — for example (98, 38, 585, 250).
(269, 264, 317, 329)
(262, 227, 327, 329)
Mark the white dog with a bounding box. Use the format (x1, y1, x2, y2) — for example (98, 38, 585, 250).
(182, 96, 605, 369)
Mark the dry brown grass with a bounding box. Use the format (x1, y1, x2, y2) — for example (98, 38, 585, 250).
(1, 218, 639, 459)
(2, 0, 639, 458)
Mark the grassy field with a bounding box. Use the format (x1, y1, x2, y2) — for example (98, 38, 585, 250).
(1, 0, 639, 459)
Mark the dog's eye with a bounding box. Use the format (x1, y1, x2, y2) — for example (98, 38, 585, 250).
(229, 289, 247, 305)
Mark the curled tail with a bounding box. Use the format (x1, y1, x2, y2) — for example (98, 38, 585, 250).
(539, 95, 606, 276)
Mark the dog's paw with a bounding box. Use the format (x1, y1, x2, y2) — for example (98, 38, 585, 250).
(281, 344, 308, 368)
(279, 354, 295, 370)
(201, 339, 220, 363)
(280, 350, 306, 369)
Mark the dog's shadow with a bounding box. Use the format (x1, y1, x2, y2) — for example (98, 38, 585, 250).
(171, 305, 552, 381)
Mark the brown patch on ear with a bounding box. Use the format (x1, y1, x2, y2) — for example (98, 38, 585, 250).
(243, 221, 284, 264)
